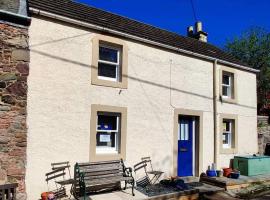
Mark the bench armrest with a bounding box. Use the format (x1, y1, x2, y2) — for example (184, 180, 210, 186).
(124, 167, 133, 177)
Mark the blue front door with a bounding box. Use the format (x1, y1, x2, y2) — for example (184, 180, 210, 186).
(177, 117, 193, 177)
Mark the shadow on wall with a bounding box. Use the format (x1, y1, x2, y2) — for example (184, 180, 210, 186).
(30, 46, 256, 111)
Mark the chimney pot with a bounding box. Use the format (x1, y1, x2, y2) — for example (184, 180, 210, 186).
(187, 21, 208, 42)
(187, 26, 194, 37)
(195, 21, 202, 33)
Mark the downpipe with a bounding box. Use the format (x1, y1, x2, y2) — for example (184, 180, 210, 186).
(213, 60, 218, 165)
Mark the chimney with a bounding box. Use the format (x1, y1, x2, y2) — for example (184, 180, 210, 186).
(187, 21, 208, 42)
(187, 26, 194, 37)
(194, 21, 208, 42)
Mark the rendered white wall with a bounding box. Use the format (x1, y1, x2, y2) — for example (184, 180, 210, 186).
(27, 17, 257, 199)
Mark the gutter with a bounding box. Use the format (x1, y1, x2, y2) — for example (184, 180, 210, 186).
(0, 10, 31, 26)
(29, 8, 259, 74)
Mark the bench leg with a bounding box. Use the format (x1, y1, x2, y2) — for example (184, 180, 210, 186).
(131, 178, 135, 196)
(124, 181, 127, 190)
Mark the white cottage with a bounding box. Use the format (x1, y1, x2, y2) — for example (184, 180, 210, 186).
(26, 0, 258, 198)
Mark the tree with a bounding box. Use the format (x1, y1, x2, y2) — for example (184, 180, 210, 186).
(225, 27, 270, 114)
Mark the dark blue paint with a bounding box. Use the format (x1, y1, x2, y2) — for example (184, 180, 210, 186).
(178, 117, 193, 177)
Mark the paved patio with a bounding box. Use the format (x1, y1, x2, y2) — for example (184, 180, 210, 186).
(78, 188, 147, 200)
(69, 182, 224, 200)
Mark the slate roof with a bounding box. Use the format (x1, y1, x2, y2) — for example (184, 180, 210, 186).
(28, 0, 250, 68)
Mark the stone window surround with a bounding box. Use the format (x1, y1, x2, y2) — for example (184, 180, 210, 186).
(219, 114, 238, 154)
(90, 104, 127, 162)
(172, 108, 204, 177)
(91, 34, 128, 89)
(220, 66, 238, 104)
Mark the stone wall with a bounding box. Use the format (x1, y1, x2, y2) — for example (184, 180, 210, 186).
(258, 116, 270, 154)
(0, 22, 29, 199)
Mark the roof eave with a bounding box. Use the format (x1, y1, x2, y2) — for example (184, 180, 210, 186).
(0, 10, 31, 26)
(29, 7, 260, 74)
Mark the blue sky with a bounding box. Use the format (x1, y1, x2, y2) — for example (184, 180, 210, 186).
(77, 0, 270, 48)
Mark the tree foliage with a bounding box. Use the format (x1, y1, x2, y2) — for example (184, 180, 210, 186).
(225, 27, 270, 114)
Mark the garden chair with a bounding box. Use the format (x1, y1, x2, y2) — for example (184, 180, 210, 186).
(45, 168, 67, 199)
(45, 161, 74, 199)
(133, 161, 151, 188)
(141, 156, 164, 184)
(51, 162, 74, 186)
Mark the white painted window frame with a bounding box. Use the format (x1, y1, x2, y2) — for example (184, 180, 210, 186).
(222, 73, 232, 99)
(96, 113, 120, 154)
(98, 44, 120, 82)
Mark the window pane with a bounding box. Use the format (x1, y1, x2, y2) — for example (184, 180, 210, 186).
(223, 121, 230, 132)
(97, 115, 117, 131)
(222, 74, 230, 85)
(223, 133, 230, 145)
(98, 63, 117, 79)
(180, 120, 189, 141)
(96, 132, 116, 148)
(222, 86, 228, 96)
(96, 113, 120, 154)
(180, 123, 184, 140)
(99, 46, 118, 63)
(223, 119, 234, 149)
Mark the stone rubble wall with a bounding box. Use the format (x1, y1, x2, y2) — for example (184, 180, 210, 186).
(0, 22, 29, 200)
(258, 116, 270, 154)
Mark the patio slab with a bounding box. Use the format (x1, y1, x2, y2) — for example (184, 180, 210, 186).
(84, 188, 147, 200)
(73, 187, 199, 200)
(200, 174, 270, 190)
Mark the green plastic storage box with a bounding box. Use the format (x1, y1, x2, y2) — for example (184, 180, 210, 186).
(233, 155, 270, 176)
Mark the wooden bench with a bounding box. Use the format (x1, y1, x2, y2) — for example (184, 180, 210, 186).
(72, 159, 135, 199)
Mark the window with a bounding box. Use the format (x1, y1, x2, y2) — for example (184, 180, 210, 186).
(179, 120, 189, 141)
(220, 115, 238, 154)
(222, 119, 234, 149)
(96, 112, 121, 154)
(98, 45, 120, 81)
(91, 35, 128, 88)
(222, 72, 234, 98)
(90, 104, 127, 161)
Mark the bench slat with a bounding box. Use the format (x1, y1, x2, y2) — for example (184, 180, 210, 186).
(78, 163, 122, 170)
(83, 169, 123, 176)
(83, 173, 124, 180)
(80, 166, 122, 173)
(77, 160, 121, 166)
(85, 176, 133, 185)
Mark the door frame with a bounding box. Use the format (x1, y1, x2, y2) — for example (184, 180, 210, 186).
(173, 108, 203, 177)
